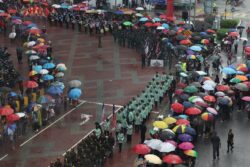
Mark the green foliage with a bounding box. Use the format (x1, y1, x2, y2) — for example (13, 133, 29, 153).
(220, 19, 239, 28)
(205, 15, 215, 25)
(217, 28, 228, 41)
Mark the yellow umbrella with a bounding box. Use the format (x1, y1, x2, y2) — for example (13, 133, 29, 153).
(144, 154, 162, 165)
(23, 42, 28, 47)
(153, 121, 168, 129)
(163, 117, 177, 124)
(172, 125, 187, 133)
(37, 38, 45, 43)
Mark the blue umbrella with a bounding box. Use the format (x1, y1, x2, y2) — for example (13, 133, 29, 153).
(228, 28, 237, 32)
(47, 85, 63, 95)
(51, 81, 65, 90)
(33, 65, 42, 72)
(178, 133, 193, 142)
(180, 94, 189, 100)
(26, 102, 36, 113)
(162, 23, 169, 29)
(139, 17, 148, 22)
(153, 17, 161, 22)
(236, 71, 244, 75)
(246, 74, 250, 77)
(183, 101, 193, 108)
(200, 32, 207, 35)
(222, 67, 236, 74)
(68, 88, 82, 100)
(114, 10, 124, 15)
(228, 65, 236, 70)
(43, 63, 55, 69)
(42, 74, 54, 81)
(218, 97, 230, 105)
(8, 92, 17, 97)
(11, 16, 21, 19)
(178, 114, 189, 119)
(37, 95, 51, 104)
(39, 58, 49, 65)
(189, 45, 202, 52)
(27, 23, 38, 28)
(185, 127, 196, 135)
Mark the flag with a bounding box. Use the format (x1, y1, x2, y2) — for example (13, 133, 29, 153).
(112, 104, 116, 129)
(101, 103, 106, 122)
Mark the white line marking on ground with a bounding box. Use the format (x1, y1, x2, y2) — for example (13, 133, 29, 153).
(20, 101, 86, 147)
(0, 154, 8, 161)
(85, 101, 123, 108)
(62, 105, 123, 156)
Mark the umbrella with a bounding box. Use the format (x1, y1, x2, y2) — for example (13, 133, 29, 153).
(183, 101, 193, 108)
(242, 96, 250, 102)
(178, 133, 193, 142)
(189, 45, 202, 52)
(56, 66, 67, 72)
(184, 150, 198, 158)
(123, 21, 133, 26)
(173, 125, 187, 133)
(180, 72, 188, 77)
(195, 71, 207, 76)
(23, 81, 38, 88)
(7, 114, 20, 122)
(33, 65, 42, 72)
(25, 50, 37, 55)
(8, 92, 17, 97)
(157, 142, 176, 153)
(68, 80, 82, 88)
(135, 13, 143, 17)
(201, 112, 214, 121)
(47, 85, 63, 95)
(132, 144, 151, 155)
(162, 23, 169, 29)
(184, 86, 198, 93)
(180, 94, 190, 101)
(144, 154, 162, 165)
(176, 34, 185, 41)
(42, 74, 54, 81)
(163, 117, 177, 124)
(235, 83, 249, 91)
(163, 154, 183, 164)
(188, 96, 201, 103)
(136, 7, 144, 11)
(0, 106, 14, 116)
(222, 67, 236, 74)
(29, 70, 38, 76)
(29, 55, 40, 61)
(195, 101, 208, 108)
(68, 88, 82, 100)
(203, 95, 216, 102)
(55, 72, 64, 78)
(156, 26, 165, 30)
(139, 17, 149, 22)
(16, 112, 26, 118)
(171, 103, 184, 113)
(235, 75, 248, 81)
(207, 107, 218, 115)
(175, 89, 183, 95)
(153, 17, 161, 22)
(160, 129, 176, 140)
(37, 95, 52, 104)
(202, 84, 214, 91)
(180, 39, 192, 45)
(43, 63, 55, 69)
(237, 25, 245, 29)
(203, 80, 216, 87)
(39, 69, 49, 75)
(216, 85, 230, 91)
(215, 91, 225, 97)
(218, 97, 230, 105)
(176, 119, 190, 125)
(144, 139, 163, 150)
(153, 121, 168, 129)
(185, 107, 201, 115)
(51, 81, 65, 90)
(177, 83, 187, 89)
(178, 142, 194, 150)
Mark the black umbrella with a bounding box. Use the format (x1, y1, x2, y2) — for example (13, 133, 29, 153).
(160, 129, 176, 140)
(176, 34, 185, 41)
(176, 45, 187, 50)
(237, 25, 245, 29)
(192, 35, 201, 41)
(168, 30, 176, 36)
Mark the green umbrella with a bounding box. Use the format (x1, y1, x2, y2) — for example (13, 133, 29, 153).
(123, 21, 133, 26)
(184, 86, 198, 93)
(230, 78, 241, 83)
(188, 96, 200, 102)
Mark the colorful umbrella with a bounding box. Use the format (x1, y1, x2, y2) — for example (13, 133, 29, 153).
(29, 70, 38, 76)
(144, 154, 162, 165)
(202, 84, 214, 91)
(39, 69, 49, 75)
(195, 101, 208, 108)
(185, 107, 201, 115)
(178, 133, 193, 142)
(178, 142, 194, 150)
(177, 82, 187, 89)
(37, 95, 52, 104)
(201, 112, 214, 121)
(235, 75, 248, 81)
(0, 106, 14, 116)
(153, 121, 168, 129)
(123, 21, 133, 26)
(184, 150, 198, 158)
(68, 88, 82, 100)
(132, 144, 151, 155)
(180, 39, 192, 45)
(171, 103, 184, 113)
(173, 125, 187, 133)
(163, 154, 183, 164)
(23, 81, 38, 88)
(163, 117, 177, 124)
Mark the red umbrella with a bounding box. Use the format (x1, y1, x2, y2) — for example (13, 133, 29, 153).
(171, 103, 184, 113)
(144, 22, 153, 27)
(132, 144, 151, 155)
(163, 154, 183, 164)
(177, 82, 187, 89)
(216, 85, 230, 91)
(179, 39, 192, 45)
(0, 13, 10, 17)
(23, 21, 33, 25)
(159, 14, 167, 19)
(229, 31, 239, 37)
(178, 142, 194, 150)
(195, 101, 208, 108)
(8, 9, 17, 14)
(23, 81, 38, 88)
(175, 89, 183, 95)
(176, 119, 190, 125)
(7, 114, 20, 122)
(206, 29, 216, 34)
(244, 47, 250, 52)
(242, 96, 250, 102)
(203, 95, 216, 103)
(152, 22, 161, 27)
(28, 29, 42, 34)
(177, 21, 185, 25)
(185, 107, 201, 115)
(0, 107, 14, 116)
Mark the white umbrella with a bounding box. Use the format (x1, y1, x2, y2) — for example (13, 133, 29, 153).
(202, 84, 214, 91)
(39, 69, 49, 75)
(9, 32, 16, 39)
(240, 37, 248, 41)
(52, 4, 61, 8)
(68, 80, 82, 88)
(204, 80, 216, 87)
(56, 63, 66, 68)
(192, 97, 204, 103)
(157, 26, 165, 30)
(55, 72, 64, 78)
(157, 142, 176, 153)
(27, 41, 36, 47)
(196, 71, 207, 76)
(25, 50, 37, 55)
(136, 7, 144, 11)
(29, 55, 40, 60)
(215, 91, 225, 97)
(144, 139, 163, 150)
(16, 112, 26, 118)
(144, 154, 162, 165)
(180, 72, 188, 77)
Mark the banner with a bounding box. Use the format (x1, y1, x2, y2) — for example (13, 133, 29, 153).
(150, 59, 164, 67)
